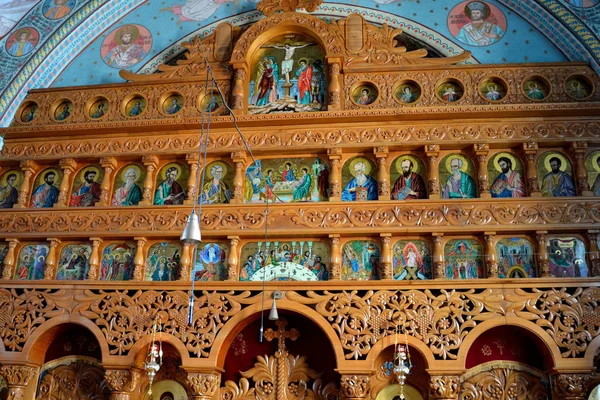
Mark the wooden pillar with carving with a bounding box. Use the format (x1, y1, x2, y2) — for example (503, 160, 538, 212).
(474, 143, 490, 199)
(186, 371, 221, 400)
(551, 373, 594, 400)
(231, 63, 247, 114)
(523, 142, 541, 197)
(380, 233, 393, 279)
(328, 148, 342, 201)
(98, 157, 117, 206)
(587, 230, 599, 277)
(14, 160, 38, 208)
(44, 238, 61, 280)
(536, 231, 550, 277)
(140, 155, 158, 206)
(227, 236, 239, 281)
(425, 145, 440, 200)
(54, 158, 77, 207)
(429, 374, 461, 400)
(340, 375, 370, 400)
(179, 243, 193, 281)
(132, 237, 147, 281)
(375, 146, 390, 201)
(329, 234, 341, 280)
(484, 232, 498, 278)
(572, 142, 592, 196)
(185, 152, 200, 205)
(231, 151, 247, 204)
(104, 368, 140, 400)
(327, 60, 342, 111)
(0, 365, 38, 400)
(87, 237, 103, 280)
(432, 233, 444, 279)
(2, 239, 19, 279)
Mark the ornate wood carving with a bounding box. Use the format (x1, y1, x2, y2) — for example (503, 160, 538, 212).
(551, 373, 595, 400)
(257, 0, 323, 16)
(430, 375, 460, 400)
(37, 360, 110, 400)
(187, 372, 221, 400)
(0, 365, 37, 400)
(104, 369, 140, 397)
(340, 375, 370, 399)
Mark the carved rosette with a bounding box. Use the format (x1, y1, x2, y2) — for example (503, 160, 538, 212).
(552, 373, 593, 400)
(186, 372, 220, 399)
(430, 375, 460, 400)
(104, 369, 140, 395)
(341, 375, 370, 399)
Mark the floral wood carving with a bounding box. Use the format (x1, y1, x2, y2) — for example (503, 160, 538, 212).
(340, 375, 370, 399)
(37, 361, 110, 400)
(0, 365, 37, 387)
(104, 369, 140, 393)
(257, 0, 323, 16)
(551, 373, 595, 400)
(430, 375, 460, 400)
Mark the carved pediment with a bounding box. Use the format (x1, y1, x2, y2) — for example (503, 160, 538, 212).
(257, 0, 323, 17)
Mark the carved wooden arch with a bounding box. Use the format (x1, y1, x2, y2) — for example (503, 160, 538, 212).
(365, 333, 435, 371)
(230, 12, 344, 66)
(207, 299, 345, 368)
(20, 315, 109, 365)
(454, 317, 560, 370)
(126, 332, 193, 368)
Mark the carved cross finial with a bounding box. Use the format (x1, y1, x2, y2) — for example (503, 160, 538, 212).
(263, 318, 299, 356)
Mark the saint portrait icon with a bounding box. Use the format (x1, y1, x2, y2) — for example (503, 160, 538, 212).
(448, 1, 506, 47)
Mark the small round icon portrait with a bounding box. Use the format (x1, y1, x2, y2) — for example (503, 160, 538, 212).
(42, 0, 75, 20)
(447, 1, 507, 47)
(565, 75, 592, 100)
(479, 78, 507, 102)
(89, 99, 109, 119)
(438, 81, 463, 103)
(201, 92, 223, 113)
(19, 103, 38, 123)
(54, 101, 73, 121)
(394, 81, 421, 104)
(563, 0, 599, 8)
(352, 84, 378, 106)
(5, 27, 40, 57)
(523, 78, 549, 101)
(124, 97, 146, 117)
(101, 24, 152, 69)
(163, 94, 183, 115)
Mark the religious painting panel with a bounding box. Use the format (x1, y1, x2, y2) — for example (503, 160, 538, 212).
(479, 77, 508, 102)
(563, 0, 600, 8)
(248, 34, 326, 114)
(586, 151, 600, 196)
(19, 101, 38, 123)
(447, 1, 507, 47)
(88, 97, 109, 119)
(99, 242, 136, 281)
(523, 76, 550, 101)
(5, 27, 40, 57)
(351, 82, 379, 106)
(53, 100, 74, 121)
(536, 151, 576, 197)
(56, 244, 92, 280)
(42, 0, 76, 20)
(444, 239, 484, 279)
(101, 24, 152, 69)
(199, 161, 234, 204)
(37, 358, 109, 400)
(200, 90, 224, 114)
(145, 242, 182, 281)
(0, 169, 23, 208)
(341, 157, 378, 201)
(436, 79, 464, 103)
(439, 154, 477, 199)
(240, 240, 328, 281)
(547, 236, 588, 277)
(393, 240, 432, 280)
(342, 240, 379, 280)
(123, 95, 147, 117)
(111, 164, 145, 206)
(390, 155, 427, 200)
(162, 92, 184, 115)
(565, 75, 593, 100)
(14, 244, 48, 280)
(393, 80, 421, 104)
(194, 242, 228, 281)
(70, 165, 103, 207)
(487, 152, 526, 198)
(154, 162, 188, 205)
(244, 158, 329, 203)
(30, 167, 62, 208)
(496, 238, 536, 278)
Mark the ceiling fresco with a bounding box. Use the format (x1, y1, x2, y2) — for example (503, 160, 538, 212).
(0, 0, 599, 127)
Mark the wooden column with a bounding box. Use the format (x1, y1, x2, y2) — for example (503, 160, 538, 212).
(380, 233, 392, 279)
(186, 371, 221, 400)
(474, 143, 491, 199)
(231, 151, 247, 204)
(185, 152, 200, 205)
(572, 142, 592, 196)
(231, 64, 247, 114)
(587, 230, 599, 277)
(98, 157, 117, 206)
(14, 160, 38, 208)
(484, 232, 498, 278)
(430, 374, 461, 400)
(375, 146, 390, 201)
(227, 236, 239, 281)
(0, 365, 38, 400)
(425, 145, 440, 200)
(523, 142, 541, 197)
(87, 237, 103, 280)
(140, 155, 158, 206)
(2, 239, 19, 279)
(44, 238, 61, 280)
(536, 231, 550, 277)
(327, 60, 342, 111)
(132, 237, 147, 281)
(328, 148, 342, 201)
(432, 233, 444, 279)
(104, 369, 140, 400)
(55, 158, 77, 207)
(340, 375, 370, 400)
(329, 234, 341, 280)
(551, 373, 594, 400)
(179, 243, 194, 281)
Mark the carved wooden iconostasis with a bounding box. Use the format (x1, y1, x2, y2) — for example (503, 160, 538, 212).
(0, 0, 600, 399)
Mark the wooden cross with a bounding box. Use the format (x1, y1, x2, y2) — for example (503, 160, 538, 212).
(263, 318, 299, 356)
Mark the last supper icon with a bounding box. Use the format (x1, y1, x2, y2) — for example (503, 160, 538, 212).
(248, 34, 326, 114)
